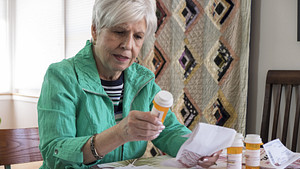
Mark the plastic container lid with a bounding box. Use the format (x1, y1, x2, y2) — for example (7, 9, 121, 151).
(244, 134, 262, 144)
(231, 133, 244, 147)
(154, 90, 173, 107)
(235, 133, 244, 140)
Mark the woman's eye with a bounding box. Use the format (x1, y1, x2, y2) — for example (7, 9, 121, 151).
(115, 31, 124, 34)
(135, 35, 143, 39)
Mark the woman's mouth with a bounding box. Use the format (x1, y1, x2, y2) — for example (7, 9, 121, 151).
(114, 54, 129, 62)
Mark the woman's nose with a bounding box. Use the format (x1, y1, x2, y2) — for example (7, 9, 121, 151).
(120, 34, 133, 50)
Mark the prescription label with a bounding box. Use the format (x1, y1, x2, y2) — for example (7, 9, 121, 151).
(150, 106, 165, 121)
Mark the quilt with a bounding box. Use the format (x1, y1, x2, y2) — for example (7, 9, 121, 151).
(138, 0, 251, 157)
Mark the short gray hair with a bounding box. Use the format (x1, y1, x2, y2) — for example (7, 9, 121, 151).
(92, 0, 157, 39)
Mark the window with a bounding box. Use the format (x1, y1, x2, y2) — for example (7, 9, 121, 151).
(0, 0, 95, 97)
(13, 0, 64, 96)
(0, 0, 10, 93)
(65, 0, 94, 58)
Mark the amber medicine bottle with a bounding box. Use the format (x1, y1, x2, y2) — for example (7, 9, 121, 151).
(227, 133, 244, 169)
(150, 90, 173, 123)
(244, 134, 262, 169)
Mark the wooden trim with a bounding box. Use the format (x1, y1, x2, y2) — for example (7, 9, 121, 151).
(0, 93, 12, 96)
(12, 93, 39, 99)
(0, 93, 38, 98)
(0, 93, 38, 103)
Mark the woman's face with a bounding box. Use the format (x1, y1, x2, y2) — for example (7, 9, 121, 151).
(92, 19, 147, 80)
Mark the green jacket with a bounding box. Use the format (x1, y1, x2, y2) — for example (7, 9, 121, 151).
(38, 41, 191, 169)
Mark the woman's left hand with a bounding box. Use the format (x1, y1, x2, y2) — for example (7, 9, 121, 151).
(197, 150, 222, 168)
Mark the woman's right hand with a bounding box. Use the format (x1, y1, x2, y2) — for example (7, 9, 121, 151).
(116, 110, 165, 142)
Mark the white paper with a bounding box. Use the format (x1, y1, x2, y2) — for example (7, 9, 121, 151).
(263, 139, 300, 169)
(174, 122, 237, 167)
(160, 158, 187, 168)
(97, 164, 156, 169)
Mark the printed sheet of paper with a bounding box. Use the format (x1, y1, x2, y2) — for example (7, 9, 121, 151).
(174, 122, 236, 167)
(263, 139, 300, 169)
(97, 164, 157, 169)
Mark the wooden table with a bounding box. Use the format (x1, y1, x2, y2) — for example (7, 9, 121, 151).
(91, 149, 300, 169)
(91, 154, 229, 169)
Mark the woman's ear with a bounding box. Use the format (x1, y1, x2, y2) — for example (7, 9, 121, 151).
(91, 25, 97, 43)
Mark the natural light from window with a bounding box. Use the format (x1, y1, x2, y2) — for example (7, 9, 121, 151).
(13, 0, 64, 96)
(0, 0, 94, 97)
(0, 0, 10, 93)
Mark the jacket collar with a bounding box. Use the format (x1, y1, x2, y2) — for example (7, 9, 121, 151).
(123, 64, 155, 112)
(124, 63, 155, 95)
(74, 40, 155, 95)
(74, 40, 105, 94)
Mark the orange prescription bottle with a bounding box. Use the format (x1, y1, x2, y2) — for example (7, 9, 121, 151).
(150, 90, 173, 123)
(227, 133, 244, 169)
(244, 134, 262, 169)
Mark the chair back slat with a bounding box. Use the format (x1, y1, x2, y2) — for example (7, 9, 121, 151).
(0, 127, 43, 166)
(292, 89, 300, 151)
(261, 83, 272, 144)
(271, 85, 282, 140)
(261, 70, 300, 152)
(282, 84, 292, 145)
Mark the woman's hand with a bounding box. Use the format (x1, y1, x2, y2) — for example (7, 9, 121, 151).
(116, 110, 165, 142)
(178, 150, 222, 168)
(197, 150, 222, 168)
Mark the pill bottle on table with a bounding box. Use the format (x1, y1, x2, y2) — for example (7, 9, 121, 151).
(244, 134, 262, 169)
(227, 133, 244, 169)
(150, 90, 173, 123)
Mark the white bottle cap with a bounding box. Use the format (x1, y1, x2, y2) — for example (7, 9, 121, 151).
(235, 133, 244, 141)
(154, 90, 173, 108)
(244, 134, 262, 144)
(231, 133, 244, 147)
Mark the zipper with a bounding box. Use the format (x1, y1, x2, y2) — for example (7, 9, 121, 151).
(121, 76, 154, 161)
(121, 145, 124, 161)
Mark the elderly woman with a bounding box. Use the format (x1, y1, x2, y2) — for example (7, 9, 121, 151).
(38, 0, 220, 168)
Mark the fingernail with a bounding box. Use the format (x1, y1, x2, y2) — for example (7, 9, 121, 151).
(158, 130, 162, 133)
(157, 121, 162, 125)
(213, 153, 218, 157)
(160, 125, 165, 130)
(202, 158, 208, 162)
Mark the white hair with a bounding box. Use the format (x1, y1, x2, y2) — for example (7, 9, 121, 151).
(92, 0, 157, 39)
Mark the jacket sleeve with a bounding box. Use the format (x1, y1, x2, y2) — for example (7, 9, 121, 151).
(149, 82, 192, 157)
(38, 63, 100, 168)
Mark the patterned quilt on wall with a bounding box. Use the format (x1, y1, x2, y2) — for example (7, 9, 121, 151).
(139, 0, 251, 157)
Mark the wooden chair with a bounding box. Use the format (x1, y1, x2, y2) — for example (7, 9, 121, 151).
(260, 70, 300, 152)
(0, 127, 43, 169)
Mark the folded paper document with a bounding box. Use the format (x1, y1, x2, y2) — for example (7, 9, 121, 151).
(262, 139, 300, 169)
(171, 122, 236, 167)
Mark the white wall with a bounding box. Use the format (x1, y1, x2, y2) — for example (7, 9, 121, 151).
(0, 97, 15, 128)
(0, 96, 38, 129)
(247, 0, 300, 136)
